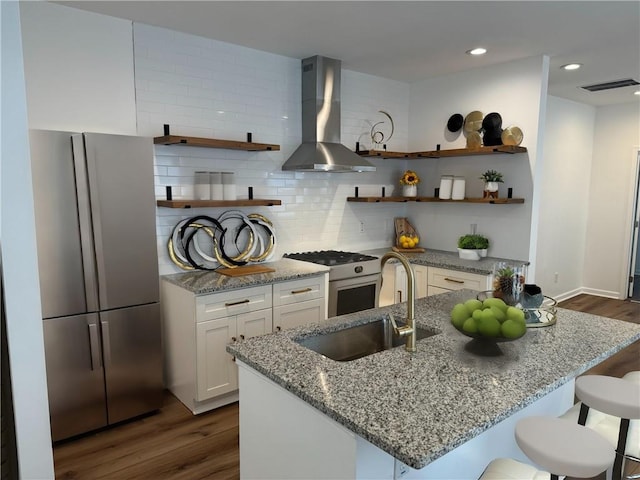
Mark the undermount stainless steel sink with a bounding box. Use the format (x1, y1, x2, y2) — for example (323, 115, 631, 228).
(296, 317, 437, 362)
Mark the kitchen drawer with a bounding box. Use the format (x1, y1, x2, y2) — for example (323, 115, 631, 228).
(196, 285, 272, 322)
(272, 275, 326, 307)
(428, 267, 490, 292)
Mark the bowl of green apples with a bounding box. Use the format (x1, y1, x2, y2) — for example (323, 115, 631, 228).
(450, 296, 527, 355)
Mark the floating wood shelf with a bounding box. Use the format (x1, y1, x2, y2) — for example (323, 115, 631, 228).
(157, 199, 282, 208)
(346, 196, 524, 204)
(356, 145, 527, 159)
(154, 135, 280, 152)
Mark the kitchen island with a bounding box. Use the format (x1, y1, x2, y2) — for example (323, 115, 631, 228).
(227, 289, 640, 479)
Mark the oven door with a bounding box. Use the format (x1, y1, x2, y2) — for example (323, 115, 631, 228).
(328, 273, 381, 318)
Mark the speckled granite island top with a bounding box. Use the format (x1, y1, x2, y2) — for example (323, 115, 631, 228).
(227, 289, 640, 470)
(161, 258, 329, 295)
(363, 247, 529, 275)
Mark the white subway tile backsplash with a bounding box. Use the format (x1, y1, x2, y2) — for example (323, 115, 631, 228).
(134, 23, 411, 274)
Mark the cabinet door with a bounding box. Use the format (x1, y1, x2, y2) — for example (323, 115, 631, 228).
(196, 317, 238, 401)
(414, 265, 429, 299)
(237, 309, 273, 340)
(395, 265, 408, 304)
(273, 298, 324, 332)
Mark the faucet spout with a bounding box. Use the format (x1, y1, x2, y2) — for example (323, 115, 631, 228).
(380, 251, 417, 353)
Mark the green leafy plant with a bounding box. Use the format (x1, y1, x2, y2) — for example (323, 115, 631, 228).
(479, 169, 504, 183)
(457, 234, 490, 250)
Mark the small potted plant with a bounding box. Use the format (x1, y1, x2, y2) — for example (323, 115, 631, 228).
(457, 234, 490, 260)
(399, 170, 420, 197)
(479, 169, 504, 199)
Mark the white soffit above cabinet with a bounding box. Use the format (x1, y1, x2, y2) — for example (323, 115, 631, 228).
(52, 1, 640, 107)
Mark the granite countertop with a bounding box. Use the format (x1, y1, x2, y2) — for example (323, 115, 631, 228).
(227, 289, 640, 470)
(363, 247, 528, 275)
(161, 258, 329, 295)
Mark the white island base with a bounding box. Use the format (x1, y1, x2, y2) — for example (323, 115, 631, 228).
(238, 362, 575, 479)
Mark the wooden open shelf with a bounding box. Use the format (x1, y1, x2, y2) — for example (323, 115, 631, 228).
(154, 135, 280, 152)
(356, 145, 526, 159)
(157, 199, 282, 209)
(346, 196, 524, 204)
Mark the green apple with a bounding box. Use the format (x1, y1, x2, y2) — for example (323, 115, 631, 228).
(472, 309, 484, 322)
(490, 306, 506, 323)
(464, 299, 483, 316)
(483, 297, 508, 312)
(478, 316, 501, 338)
(501, 319, 527, 339)
(506, 306, 526, 324)
(450, 303, 469, 329)
(462, 317, 478, 334)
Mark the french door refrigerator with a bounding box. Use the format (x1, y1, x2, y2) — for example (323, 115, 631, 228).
(29, 130, 162, 442)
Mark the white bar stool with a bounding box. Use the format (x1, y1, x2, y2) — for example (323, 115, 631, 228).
(479, 416, 615, 480)
(575, 374, 640, 479)
(515, 416, 615, 480)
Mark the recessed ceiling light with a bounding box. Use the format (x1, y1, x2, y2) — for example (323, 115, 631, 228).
(561, 63, 582, 71)
(466, 47, 487, 56)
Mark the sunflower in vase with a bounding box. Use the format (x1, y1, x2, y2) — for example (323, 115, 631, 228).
(400, 170, 420, 197)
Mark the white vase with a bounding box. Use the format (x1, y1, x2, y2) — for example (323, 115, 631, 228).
(402, 185, 417, 197)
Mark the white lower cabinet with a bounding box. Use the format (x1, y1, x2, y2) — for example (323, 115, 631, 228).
(161, 273, 327, 414)
(196, 309, 272, 401)
(427, 267, 491, 296)
(272, 276, 327, 331)
(380, 264, 428, 306)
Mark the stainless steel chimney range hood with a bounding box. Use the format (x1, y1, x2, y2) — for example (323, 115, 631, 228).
(282, 56, 376, 173)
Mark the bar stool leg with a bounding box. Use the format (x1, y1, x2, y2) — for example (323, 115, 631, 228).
(578, 403, 590, 426)
(612, 418, 630, 480)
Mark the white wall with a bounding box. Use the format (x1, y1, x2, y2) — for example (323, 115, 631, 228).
(20, 1, 137, 134)
(537, 96, 596, 299)
(1, 2, 55, 477)
(406, 56, 548, 264)
(133, 24, 412, 275)
(583, 102, 640, 298)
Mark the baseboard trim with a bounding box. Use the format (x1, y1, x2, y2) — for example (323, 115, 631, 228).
(553, 287, 625, 303)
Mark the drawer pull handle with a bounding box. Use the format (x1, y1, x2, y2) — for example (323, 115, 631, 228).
(444, 277, 465, 284)
(397, 290, 402, 303)
(240, 334, 245, 340)
(231, 336, 237, 342)
(275, 326, 282, 332)
(291, 287, 312, 295)
(225, 299, 250, 307)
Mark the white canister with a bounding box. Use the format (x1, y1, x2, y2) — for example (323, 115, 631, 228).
(194, 171, 210, 200)
(209, 172, 223, 200)
(451, 176, 466, 200)
(222, 172, 237, 200)
(439, 175, 453, 199)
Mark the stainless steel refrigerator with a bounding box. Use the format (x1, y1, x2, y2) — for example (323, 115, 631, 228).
(29, 130, 162, 442)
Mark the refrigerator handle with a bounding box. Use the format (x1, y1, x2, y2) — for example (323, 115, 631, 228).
(71, 134, 99, 312)
(88, 322, 102, 370)
(101, 320, 112, 366)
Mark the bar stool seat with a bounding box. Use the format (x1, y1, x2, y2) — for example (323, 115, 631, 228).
(559, 371, 640, 458)
(478, 458, 550, 480)
(574, 374, 640, 479)
(575, 375, 640, 420)
(515, 416, 615, 478)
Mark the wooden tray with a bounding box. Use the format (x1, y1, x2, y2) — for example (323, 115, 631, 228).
(217, 265, 275, 277)
(392, 246, 426, 253)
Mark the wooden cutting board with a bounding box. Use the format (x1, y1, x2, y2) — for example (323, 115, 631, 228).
(217, 265, 276, 276)
(392, 246, 426, 253)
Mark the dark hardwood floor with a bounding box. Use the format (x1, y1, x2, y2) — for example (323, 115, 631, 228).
(53, 294, 640, 479)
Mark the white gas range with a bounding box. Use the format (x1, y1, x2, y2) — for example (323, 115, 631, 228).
(283, 250, 381, 317)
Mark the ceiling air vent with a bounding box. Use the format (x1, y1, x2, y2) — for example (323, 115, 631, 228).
(580, 78, 639, 92)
